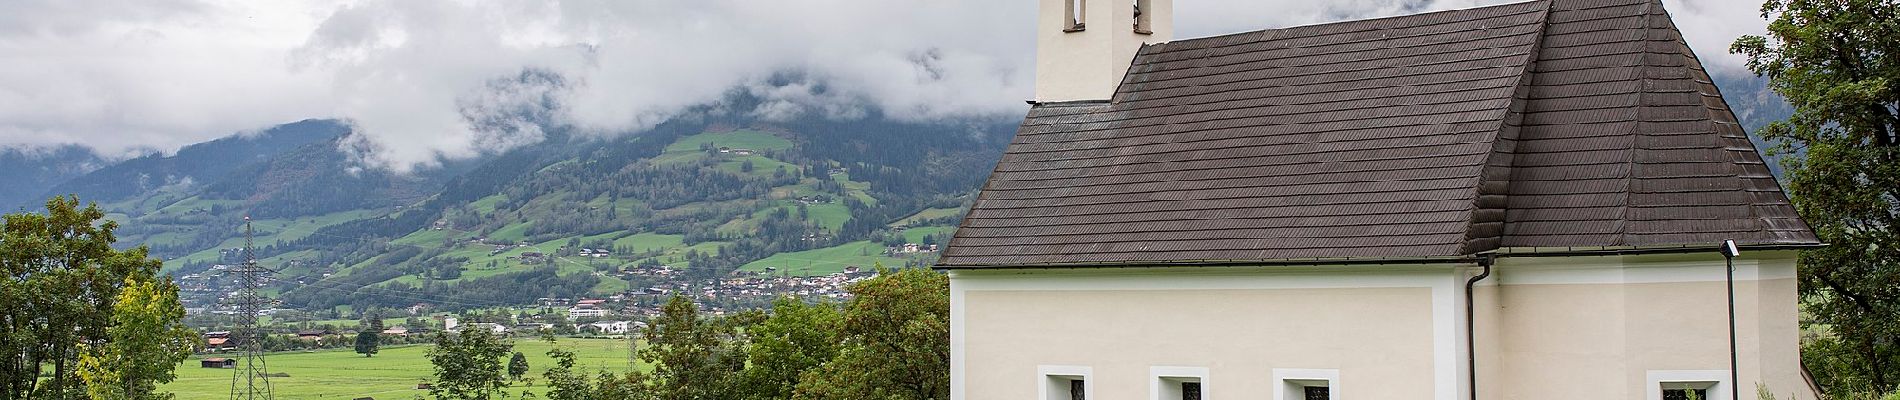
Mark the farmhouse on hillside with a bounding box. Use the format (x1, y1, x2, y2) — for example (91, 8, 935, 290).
(938, 0, 1822, 399)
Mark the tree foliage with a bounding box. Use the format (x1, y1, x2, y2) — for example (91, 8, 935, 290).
(735, 297, 839, 400)
(638, 295, 749, 400)
(482, 268, 951, 400)
(793, 267, 950, 400)
(75, 278, 196, 400)
(1732, 0, 1900, 394)
(354, 330, 380, 358)
(507, 351, 530, 383)
(426, 327, 514, 400)
(0, 196, 172, 400)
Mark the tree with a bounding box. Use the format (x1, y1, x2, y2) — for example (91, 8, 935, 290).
(354, 330, 380, 357)
(1732, 0, 1900, 394)
(794, 267, 949, 400)
(1, 196, 168, 400)
(75, 278, 196, 400)
(735, 297, 839, 400)
(508, 352, 530, 383)
(639, 295, 747, 400)
(427, 327, 515, 400)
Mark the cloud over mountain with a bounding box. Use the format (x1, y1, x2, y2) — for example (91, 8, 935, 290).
(0, 0, 1768, 170)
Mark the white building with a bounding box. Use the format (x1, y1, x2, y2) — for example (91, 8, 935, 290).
(588, 321, 641, 335)
(568, 305, 608, 319)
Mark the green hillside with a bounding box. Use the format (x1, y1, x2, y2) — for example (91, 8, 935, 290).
(734, 239, 947, 276)
(70, 112, 1011, 313)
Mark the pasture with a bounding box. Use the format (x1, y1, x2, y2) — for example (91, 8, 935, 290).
(162, 337, 641, 400)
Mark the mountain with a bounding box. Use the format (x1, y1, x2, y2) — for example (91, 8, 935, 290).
(9, 89, 1013, 312)
(0, 144, 107, 211)
(1713, 73, 1797, 178)
(37, 119, 349, 206)
(267, 105, 1016, 311)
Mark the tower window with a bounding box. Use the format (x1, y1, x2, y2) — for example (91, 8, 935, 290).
(1152, 366, 1208, 400)
(1042, 366, 1092, 400)
(1274, 369, 1337, 400)
(1065, 0, 1086, 32)
(1134, 0, 1153, 34)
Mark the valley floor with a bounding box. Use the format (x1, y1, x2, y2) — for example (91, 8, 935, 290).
(162, 338, 640, 399)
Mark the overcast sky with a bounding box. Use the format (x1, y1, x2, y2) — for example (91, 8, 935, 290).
(0, 0, 1770, 170)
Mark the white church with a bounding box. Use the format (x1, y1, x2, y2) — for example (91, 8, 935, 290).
(937, 0, 1822, 399)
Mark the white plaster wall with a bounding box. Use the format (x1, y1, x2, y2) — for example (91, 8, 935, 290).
(951, 266, 1458, 400)
(1035, 0, 1171, 102)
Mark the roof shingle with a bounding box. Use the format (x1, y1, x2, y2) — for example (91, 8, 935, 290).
(939, 0, 1817, 268)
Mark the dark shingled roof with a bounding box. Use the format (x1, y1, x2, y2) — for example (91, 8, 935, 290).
(939, 0, 1818, 268)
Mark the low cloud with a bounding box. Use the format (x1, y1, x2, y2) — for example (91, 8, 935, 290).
(0, 0, 1770, 170)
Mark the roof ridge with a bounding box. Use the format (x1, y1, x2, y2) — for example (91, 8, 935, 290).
(1612, 0, 1660, 247)
(1460, 1, 1554, 255)
(1630, 0, 1803, 244)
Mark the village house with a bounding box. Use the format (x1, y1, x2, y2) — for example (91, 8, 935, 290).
(294, 330, 326, 342)
(568, 303, 608, 319)
(938, 1, 1821, 399)
(586, 320, 642, 335)
(469, 323, 509, 335)
(203, 331, 235, 352)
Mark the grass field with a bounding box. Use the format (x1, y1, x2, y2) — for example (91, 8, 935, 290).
(163, 338, 642, 400)
(738, 240, 908, 276)
(613, 233, 683, 253)
(654, 130, 794, 165)
(893, 207, 964, 227)
(902, 225, 956, 244)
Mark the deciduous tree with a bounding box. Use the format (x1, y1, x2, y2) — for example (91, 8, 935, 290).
(1733, 0, 1900, 394)
(794, 267, 949, 400)
(508, 352, 530, 383)
(639, 295, 747, 400)
(75, 278, 196, 400)
(735, 297, 839, 400)
(427, 327, 514, 400)
(1, 196, 168, 400)
(354, 330, 380, 357)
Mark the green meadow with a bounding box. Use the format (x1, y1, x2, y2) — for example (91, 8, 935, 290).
(163, 338, 642, 400)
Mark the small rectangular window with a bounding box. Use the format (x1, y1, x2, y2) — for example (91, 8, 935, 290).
(1647, 371, 1727, 400)
(1133, 0, 1153, 34)
(1042, 366, 1092, 400)
(1152, 366, 1209, 400)
(1662, 388, 1708, 400)
(1274, 369, 1337, 400)
(1303, 386, 1330, 400)
(1065, 0, 1086, 32)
